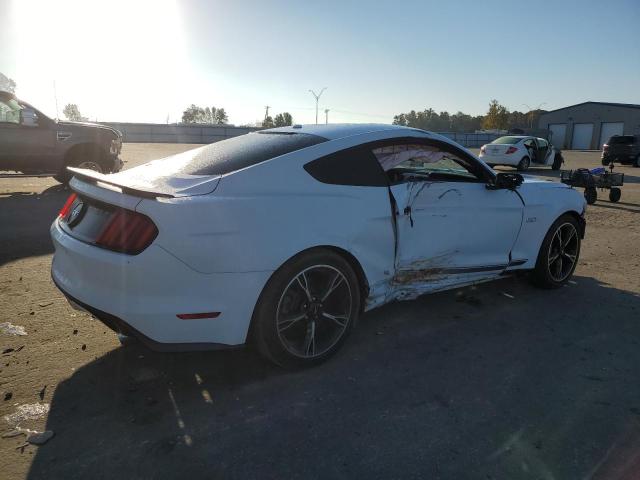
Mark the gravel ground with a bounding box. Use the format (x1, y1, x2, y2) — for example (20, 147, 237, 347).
(1, 145, 639, 479)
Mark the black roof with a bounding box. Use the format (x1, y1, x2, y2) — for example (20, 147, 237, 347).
(542, 101, 640, 114)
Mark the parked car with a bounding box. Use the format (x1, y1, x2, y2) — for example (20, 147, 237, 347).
(0, 91, 123, 182)
(479, 135, 563, 171)
(51, 124, 586, 367)
(601, 135, 640, 167)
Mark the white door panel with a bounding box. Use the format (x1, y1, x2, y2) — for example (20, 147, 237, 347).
(571, 123, 594, 150)
(599, 122, 624, 148)
(389, 180, 523, 298)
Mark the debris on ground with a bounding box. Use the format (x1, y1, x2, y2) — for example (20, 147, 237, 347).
(0, 322, 27, 336)
(2, 430, 23, 438)
(2, 348, 14, 354)
(501, 292, 515, 299)
(4, 392, 12, 401)
(26, 430, 54, 445)
(38, 302, 53, 308)
(3, 403, 50, 428)
(39, 385, 47, 401)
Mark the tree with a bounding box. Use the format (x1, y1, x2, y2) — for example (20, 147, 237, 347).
(273, 112, 293, 127)
(262, 115, 274, 128)
(0, 72, 16, 93)
(182, 104, 229, 124)
(63, 104, 87, 122)
(481, 99, 510, 130)
(214, 108, 228, 124)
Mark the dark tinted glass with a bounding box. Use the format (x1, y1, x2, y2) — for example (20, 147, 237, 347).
(304, 147, 388, 187)
(180, 132, 327, 175)
(608, 135, 635, 144)
(491, 136, 521, 145)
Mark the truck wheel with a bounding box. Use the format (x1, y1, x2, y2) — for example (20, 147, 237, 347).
(609, 188, 621, 203)
(552, 154, 563, 170)
(54, 145, 107, 184)
(584, 187, 597, 205)
(517, 156, 530, 171)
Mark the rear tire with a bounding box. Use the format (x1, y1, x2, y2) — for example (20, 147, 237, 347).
(517, 156, 530, 171)
(584, 187, 597, 205)
(252, 249, 361, 368)
(531, 214, 581, 289)
(609, 187, 621, 203)
(552, 154, 562, 170)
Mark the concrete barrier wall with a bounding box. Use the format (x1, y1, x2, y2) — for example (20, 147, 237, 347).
(104, 123, 261, 144)
(103, 123, 502, 148)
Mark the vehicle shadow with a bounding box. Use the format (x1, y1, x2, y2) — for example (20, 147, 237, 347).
(0, 184, 68, 266)
(26, 275, 640, 479)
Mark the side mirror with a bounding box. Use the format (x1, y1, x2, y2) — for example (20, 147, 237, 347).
(487, 172, 524, 191)
(20, 107, 39, 127)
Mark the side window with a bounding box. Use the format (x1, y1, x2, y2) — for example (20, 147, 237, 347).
(373, 142, 483, 183)
(303, 146, 388, 187)
(0, 98, 21, 124)
(537, 139, 548, 149)
(523, 139, 536, 148)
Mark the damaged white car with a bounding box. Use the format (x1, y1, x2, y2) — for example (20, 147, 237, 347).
(51, 124, 586, 367)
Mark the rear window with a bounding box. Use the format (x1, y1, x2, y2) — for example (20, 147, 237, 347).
(491, 136, 522, 145)
(179, 132, 328, 175)
(608, 135, 635, 145)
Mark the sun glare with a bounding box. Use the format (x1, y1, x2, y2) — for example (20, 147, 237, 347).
(11, 0, 187, 121)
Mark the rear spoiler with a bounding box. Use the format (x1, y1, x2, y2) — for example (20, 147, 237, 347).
(67, 167, 175, 199)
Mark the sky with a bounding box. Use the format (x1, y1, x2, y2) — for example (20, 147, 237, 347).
(1, 0, 638, 125)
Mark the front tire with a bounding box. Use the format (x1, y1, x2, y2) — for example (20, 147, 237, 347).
(552, 154, 563, 170)
(54, 145, 108, 184)
(517, 156, 530, 171)
(252, 249, 361, 368)
(531, 214, 581, 289)
(584, 187, 597, 205)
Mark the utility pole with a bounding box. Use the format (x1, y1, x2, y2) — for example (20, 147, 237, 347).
(53, 81, 59, 120)
(324, 109, 329, 125)
(308, 88, 327, 124)
(264, 105, 270, 123)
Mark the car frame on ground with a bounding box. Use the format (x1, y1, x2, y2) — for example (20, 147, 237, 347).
(0, 91, 123, 182)
(51, 124, 586, 367)
(601, 134, 640, 167)
(479, 135, 563, 171)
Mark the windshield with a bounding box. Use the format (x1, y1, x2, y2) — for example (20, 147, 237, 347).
(175, 132, 328, 176)
(491, 136, 523, 145)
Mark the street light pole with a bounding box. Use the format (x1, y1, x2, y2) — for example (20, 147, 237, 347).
(325, 109, 329, 124)
(309, 88, 327, 124)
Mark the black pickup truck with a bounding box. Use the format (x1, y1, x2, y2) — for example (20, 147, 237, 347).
(0, 91, 123, 182)
(601, 134, 640, 167)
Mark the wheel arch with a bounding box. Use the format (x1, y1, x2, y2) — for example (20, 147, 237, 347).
(247, 244, 371, 345)
(63, 142, 110, 167)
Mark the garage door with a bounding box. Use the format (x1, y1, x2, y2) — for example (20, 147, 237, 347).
(548, 124, 567, 149)
(599, 122, 624, 148)
(571, 123, 594, 150)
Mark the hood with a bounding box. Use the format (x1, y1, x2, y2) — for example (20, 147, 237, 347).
(69, 146, 220, 198)
(57, 120, 122, 137)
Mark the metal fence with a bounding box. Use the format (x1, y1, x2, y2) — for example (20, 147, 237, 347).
(103, 123, 504, 148)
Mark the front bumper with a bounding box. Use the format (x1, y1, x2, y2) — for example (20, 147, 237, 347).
(50, 219, 271, 349)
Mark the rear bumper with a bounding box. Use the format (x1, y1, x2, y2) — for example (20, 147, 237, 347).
(50, 219, 272, 348)
(479, 154, 519, 166)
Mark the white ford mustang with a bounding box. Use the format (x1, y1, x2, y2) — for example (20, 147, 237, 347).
(51, 124, 586, 367)
(479, 135, 563, 171)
